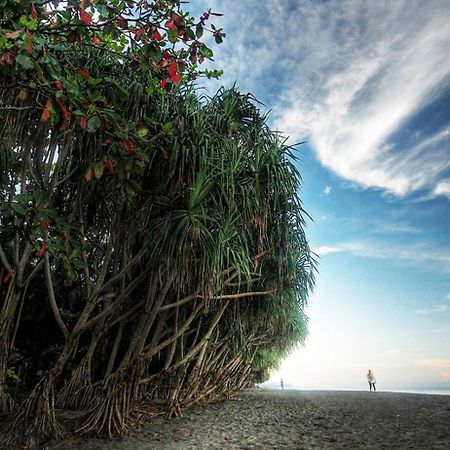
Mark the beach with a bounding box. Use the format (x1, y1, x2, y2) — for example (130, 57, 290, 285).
(50, 388, 450, 449)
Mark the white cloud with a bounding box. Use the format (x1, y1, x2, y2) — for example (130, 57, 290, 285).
(323, 186, 332, 195)
(312, 238, 450, 273)
(375, 223, 422, 234)
(414, 305, 448, 314)
(199, 0, 450, 198)
(432, 179, 450, 198)
(312, 245, 341, 256)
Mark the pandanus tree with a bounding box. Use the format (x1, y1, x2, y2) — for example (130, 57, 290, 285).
(0, 0, 315, 447)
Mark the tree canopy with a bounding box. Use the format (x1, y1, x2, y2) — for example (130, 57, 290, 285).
(0, 1, 315, 447)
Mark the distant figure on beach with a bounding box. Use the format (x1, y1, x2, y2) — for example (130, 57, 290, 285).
(367, 369, 376, 391)
(280, 378, 284, 390)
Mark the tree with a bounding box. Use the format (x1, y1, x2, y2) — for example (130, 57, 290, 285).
(0, 1, 315, 447)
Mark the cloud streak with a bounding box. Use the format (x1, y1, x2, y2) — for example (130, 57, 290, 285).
(200, 0, 450, 198)
(312, 238, 450, 273)
(415, 305, 448, 315)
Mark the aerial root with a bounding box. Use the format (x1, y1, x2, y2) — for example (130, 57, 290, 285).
(57, 357, 93, 409)
(0, 376, 63, 449)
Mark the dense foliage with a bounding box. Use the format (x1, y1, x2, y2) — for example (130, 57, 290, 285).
(0, 0, 315, 447)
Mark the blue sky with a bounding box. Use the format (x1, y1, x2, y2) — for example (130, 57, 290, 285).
(194, 0, 450, 390)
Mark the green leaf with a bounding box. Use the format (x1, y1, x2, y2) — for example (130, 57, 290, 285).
(115, 84, 129, 101)
(137, 125, 149, 137)
(94, 161, 104, 179)
(15, 193, 32, 203)
(162, 122, 173, 135)
(196, 23, 204, 38)
(11, 202, 28, 216)
(168, 29, 178, 44)
(200, 46, 213, 58)
(87, 115, 101, 133)
(16, 53, 34, 69)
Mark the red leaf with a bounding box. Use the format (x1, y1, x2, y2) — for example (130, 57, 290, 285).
(152, 30, 162, 41)
(31, 3, 37, 19)
(79, 115, 87, 129)
(133, 26, 147, 39)
(171, 12, 183, 27)
(117, 17, 128, 29)
(91, 36, 101, 45)
(6, 30, 21, 39)
(36, 243, 46, 258)
(55, 80, 63, 91)
(170, 73, 182, 84)
(3, 269, 14, 284)
(84, 168, 93, 182)
(122, 139, 136, 155)
(168, 60, 178, 77)
(41, 98, 53, 122)
(23, 34, 33, 54)
(160, 79, 168, 89)
(165, 19, 175, 29)
(0, 51, 15, 65)
(79, 9, 91, 25)
(105, 159, 114, 173)
(57, 98, 71, 131)
(75, 67, 90, 80)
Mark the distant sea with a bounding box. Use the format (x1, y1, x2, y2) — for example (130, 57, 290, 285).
(260, 383, 450, 396)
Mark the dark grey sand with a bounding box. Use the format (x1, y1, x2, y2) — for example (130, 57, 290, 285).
(50, 389, 450, 449)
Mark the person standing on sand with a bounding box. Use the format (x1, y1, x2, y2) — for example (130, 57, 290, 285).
(367, 369, 376, 391)
(280, 378, 284, 390)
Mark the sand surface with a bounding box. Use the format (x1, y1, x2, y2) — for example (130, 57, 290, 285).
(50, 388, 450, 449)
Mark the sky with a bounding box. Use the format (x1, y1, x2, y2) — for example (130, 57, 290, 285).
(193, 0, 450, 392)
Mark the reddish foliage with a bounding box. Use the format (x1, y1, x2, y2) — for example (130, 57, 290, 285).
(36, 243, 47, 258)
(122, 139, 136, 155)
(79, 115, 88, 129)
(41, 99, 53, 122)
(39, 220, 49, 230)
(31, 3, 38, 19)
(75, 67, 90, 79)
(105, 159, 114, 173)
(168, 60, 178, 77)
(79, 10, 92, 25)
(170, 73, 182, 84)
(152, 30, 162, 41)
(84, 168, 93, 182)
(3, 269, 14, 284)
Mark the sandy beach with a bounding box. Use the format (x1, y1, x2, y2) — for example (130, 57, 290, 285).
(49, 388, 450, 449)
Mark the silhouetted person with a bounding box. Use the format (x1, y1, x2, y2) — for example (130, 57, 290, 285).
(280, 378, 284, 390)
(367, 369, 376, 391)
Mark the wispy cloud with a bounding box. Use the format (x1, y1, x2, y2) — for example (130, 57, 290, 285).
(312, 239, 450, 273)
(373, 223, 422, 235)
(200, 0, 450, 199)
(323, 186, 332, 195)
(415, 305, 448, 315)
(312, 245, 341, 256)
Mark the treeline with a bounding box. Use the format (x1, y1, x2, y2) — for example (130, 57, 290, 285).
(0, 1, 315, 447)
